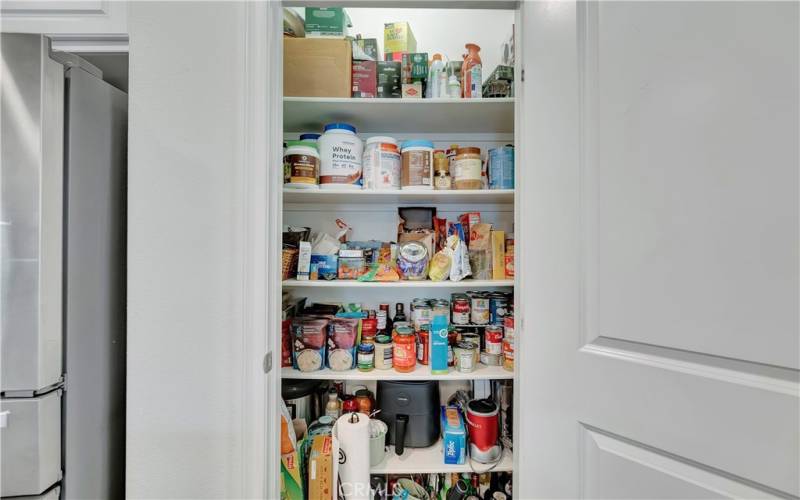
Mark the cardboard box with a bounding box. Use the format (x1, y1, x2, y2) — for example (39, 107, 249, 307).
(296, 241, 311, 280)
(352, 37, 379, 61)
(305, 7, 349, 38)
(284, 38, 351, 97)
(402, 53, 428, 82)
(491, 230, 506, 280)
(352, 61, 377, 98)
(384, 22, 417, 54)
(402, 83, 422, 98)
(441, 406, 467, 465)
(308, 435, 334, 500)
(280, 451, 303, 500)
(377, 61, 401, 98)
(385, 52, 405, 63)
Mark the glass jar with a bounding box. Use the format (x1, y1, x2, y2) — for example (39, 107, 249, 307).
(393, 326, 417, 373)
(397, 241, 429, 280)
(453, 147, 483, 190)
(357, 343, 375, 372)
(354, 389, 373, 414)
(374, 335, 393, 370)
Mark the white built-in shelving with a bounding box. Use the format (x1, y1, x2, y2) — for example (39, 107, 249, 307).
(281, 363, 512, 381)
(283, 188, 514, 205)
(282, 278, 514, 289)
(371, 443, 513, 474)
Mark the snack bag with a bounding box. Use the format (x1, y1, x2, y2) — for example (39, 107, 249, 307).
(428, 249, 452, 281)
(447, 225, 472, 281)
(468, 223, 493, 280)
(326, 318, 359, 371)
(292, 318, 328, 372)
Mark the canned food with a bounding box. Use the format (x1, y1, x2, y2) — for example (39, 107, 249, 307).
(452, 295, 471, 325)
(447, 326, 458, 367)
(454, 341, 478, 373)
(460, 332, 480, 350)
(485, 325, 503, 355)
(471, 294, 490, 325)
(375, 335, 393, 370)
(504, 313, 514, 338)
(502, 337, 514, 372)
(411, 301, 433, 331)
(489, 293, 508, 326)
(432, 299, 449, 317)
(480, 351, 503, 366)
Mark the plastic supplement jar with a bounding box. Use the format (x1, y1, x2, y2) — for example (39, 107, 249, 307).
(319, 123, 363, 189)
(283, 141, 320, 189)
(400, 140, 434, 190)
(453, 147, 483, 190)
(362, 136, 400, 190)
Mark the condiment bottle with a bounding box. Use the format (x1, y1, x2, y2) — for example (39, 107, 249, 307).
(461, 43, 483, 99)
(325, 390, 341, 419)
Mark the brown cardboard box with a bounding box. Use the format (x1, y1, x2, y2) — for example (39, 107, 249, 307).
(284, 38, 351, 97)
(491, 230, 506, 280)
(308, 435, 334, 500)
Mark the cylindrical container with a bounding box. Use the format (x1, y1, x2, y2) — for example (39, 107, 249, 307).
(411, 299, 432, 330)
(393, 326, 417, 373)
(283, 142, 320, 189)
(362, 136, 401, 190)
(489, 293, 509, 326)
(397, 241, 429, 280)
(466, 399, 500, 463)
(416, 326, 430, 365)
(357, 343, 375, 372)
(454, 341, 478, 373)
(460, 332, 480, 350)
(432, 299, 449, 319)
(480, 351, 502, 366)
(355, 389, 373, 414)
(369, 419, 388, 467)
(299, 132, 321, 143)
(451, 294, 471, 325)
(319, 123, 363, 189)
(453, 147, 483, 190)
(502, 337, 514, 371)
(484, 325, 504, 355)
(342, 397, 358, 413)
(470, 293, 490, 325)
(374, 335, 393, 370)
(446, 144, 459, 179)
(488, 146, 514, 190)
(361, 317, 378, 343)
(461, 43, 483, 99)
(400, 140, 434, 190)
(504, 313, 514, 338)
(447, 326, 458, 367)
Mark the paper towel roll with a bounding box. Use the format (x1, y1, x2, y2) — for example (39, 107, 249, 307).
(334, 412, 371, 500)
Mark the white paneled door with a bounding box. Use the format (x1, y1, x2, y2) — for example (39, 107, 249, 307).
(518, 1, 799, 498)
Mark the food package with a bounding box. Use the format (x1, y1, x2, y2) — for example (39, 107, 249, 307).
(401, 82, 423, 98)
(459, 212, 481, 247)
(292, 318, 328, 372)
(491, 230, 506, 280)
(447, 226, 472, 281)
(326, 317, 359, 371)
(428, 249, 452, 282)
(280, 399, 303, 500)
(433, 217, 448, 253)
(505, 235, 515, 278)
(296, 241, 311, 281)
(338, 249, 367, 279)
(441, 406, 467, 465)
(311, 232, 342, 255)
(384, 21, 417, 54)
(377, 61, 401, 98)
(352, 61, 377, 98)
(284, 38, 351, 97)
(352, 37, 379, 61)
(401, 52, 428, 82)
(308, 435, 334, 500)
(311, 254, 338, 280)
(360, 243, 400, 282)
(282, 319, 292, 367)
(468, 223, 493, 280)
(305, 7, 350, 38)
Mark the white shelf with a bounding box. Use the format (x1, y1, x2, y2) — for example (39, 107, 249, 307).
(371, 441, 513, 474)
(283, 97, 514, 134)
(281, 363, 512, 381)
(282, 278, 514, 288)
(283, 188, 514, 205)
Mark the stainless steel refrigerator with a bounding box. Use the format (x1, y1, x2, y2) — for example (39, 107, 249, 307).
(1, 34, 126, 499)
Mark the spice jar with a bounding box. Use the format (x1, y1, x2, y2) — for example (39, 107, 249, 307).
(374, 335, 393, 370)
(393, 326, 417, 373)
(433, 150, 451, 190)
(453, 147, 483, 190)
(400, 140, 434, 190)
(357, 343, 375, 372)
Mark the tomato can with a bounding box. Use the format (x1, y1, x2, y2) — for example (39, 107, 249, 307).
(485, 325, 503, 355)
(451, 295, 471, 325)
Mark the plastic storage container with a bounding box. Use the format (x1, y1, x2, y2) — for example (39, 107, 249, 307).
(283, 141, 320, 189)
(362, 136, 401, 190)
(453, 147, 483, 190)
(319, 123, 363, 189)
(400, 140, 434, 190)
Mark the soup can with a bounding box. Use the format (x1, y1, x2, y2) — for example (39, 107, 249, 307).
(451, 294, 471, 325)
(411, 299, 433, 331)
(504, 313, 514, 338)
(454, 341, 478, 373)
(488, 146, 514, 190)
(502, 337, 514, 372)
(489, 293, 508, 326)
(480, 351, 502, 366)
(470, 294, 490, 325)
(484, 325, 504, 355)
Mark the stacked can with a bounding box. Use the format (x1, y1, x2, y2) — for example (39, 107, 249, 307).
(502, 305, 514, 372)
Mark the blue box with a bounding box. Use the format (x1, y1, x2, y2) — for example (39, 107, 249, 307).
(441, 406, 466, 465)
(310, 254, 338, 280)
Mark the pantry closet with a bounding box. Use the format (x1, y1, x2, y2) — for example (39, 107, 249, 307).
(275, 5, 519, 499)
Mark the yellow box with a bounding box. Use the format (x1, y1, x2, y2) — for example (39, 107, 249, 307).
(491, 230, 506, 281)
(384, 22, 417, 54)
(308, 435, 334, 500)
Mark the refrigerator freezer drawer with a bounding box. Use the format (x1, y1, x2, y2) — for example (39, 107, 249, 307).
(0, 390, 62, 497)
(0, 33, 64, 393)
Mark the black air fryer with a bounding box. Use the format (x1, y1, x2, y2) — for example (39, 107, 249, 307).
(376, 380, 440, 455)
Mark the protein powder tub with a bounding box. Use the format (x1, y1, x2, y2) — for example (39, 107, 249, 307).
(453, 147, 483, 190)
(283, 141, 320, 189)
(319, 123, 363, 189)
(400, 140, 434, 190)
(362, 136, 401, 190)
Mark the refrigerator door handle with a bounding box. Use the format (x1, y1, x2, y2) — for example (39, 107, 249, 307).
(0, 410, 9, 428)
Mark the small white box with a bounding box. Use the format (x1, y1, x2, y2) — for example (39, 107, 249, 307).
(296, 241, 312, 281)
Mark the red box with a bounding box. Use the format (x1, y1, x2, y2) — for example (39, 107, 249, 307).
(352, 60, 377, 98)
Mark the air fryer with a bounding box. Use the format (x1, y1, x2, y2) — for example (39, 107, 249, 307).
(376, 380, 440, 455)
